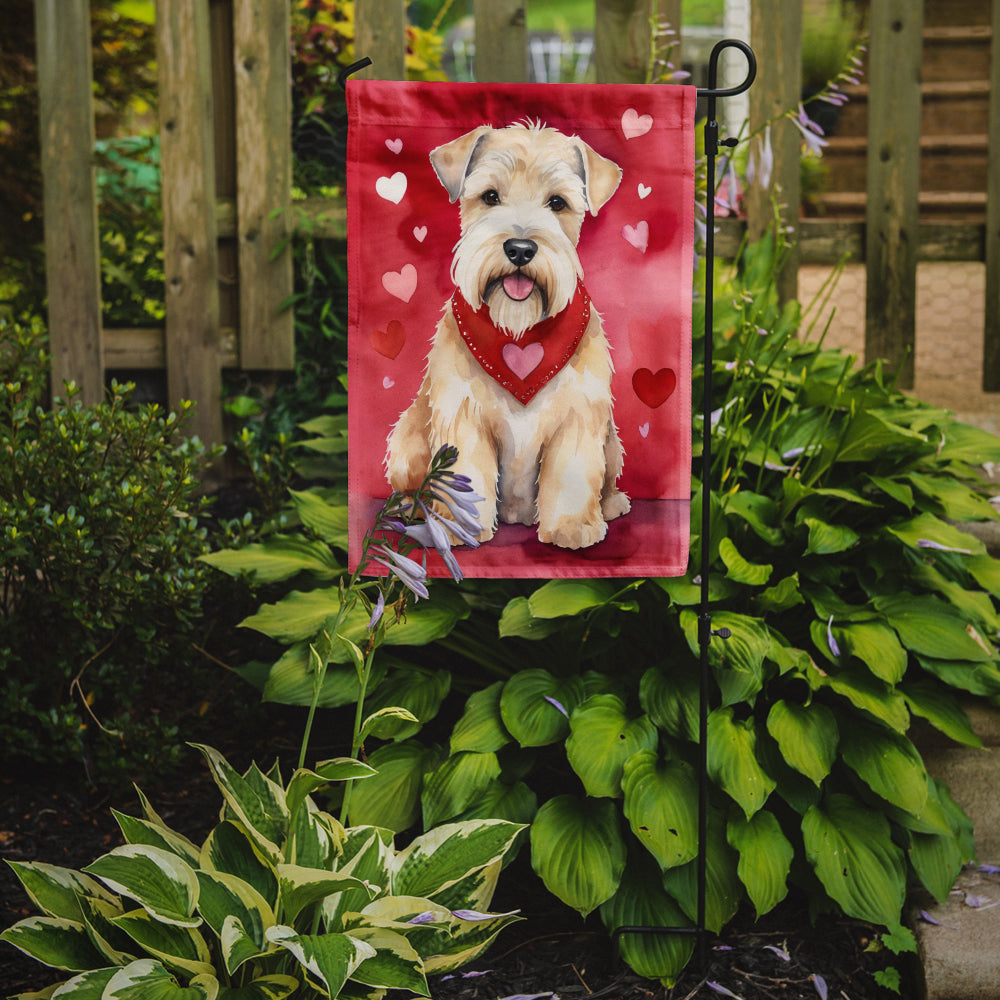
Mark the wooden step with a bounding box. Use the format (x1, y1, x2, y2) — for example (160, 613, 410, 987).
(812, 190, 987, 222)
(922, 0, 992, 28)
(922, 25, 993, 83)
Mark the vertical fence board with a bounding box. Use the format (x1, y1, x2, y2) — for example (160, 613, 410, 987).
(34, 0, 103, 404)
(746, 0, 801, 303)
(864, 0, 923, 389)
(474, 0, 527, 82)
(157, 0, 223, 444)
(233, 0, 294, 369)
(983, 0, 1000, 390)
(594, 0, 651, 83)
(355, 0, 406, 80)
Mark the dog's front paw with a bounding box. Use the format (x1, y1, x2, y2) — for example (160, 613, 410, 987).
(602, 490, 631, 522)
(538, 515, 607, 550)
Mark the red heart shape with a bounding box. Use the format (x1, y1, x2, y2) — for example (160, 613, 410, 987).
(371, 320, 406, 359)
(632, 367, 676, 408)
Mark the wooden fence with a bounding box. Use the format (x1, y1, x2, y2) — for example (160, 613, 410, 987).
(34, 0, 1000, 445)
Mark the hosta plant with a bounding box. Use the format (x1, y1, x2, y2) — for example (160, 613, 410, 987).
(1, 744, 523, 999)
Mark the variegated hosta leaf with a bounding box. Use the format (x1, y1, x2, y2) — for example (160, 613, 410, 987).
(265, 926, 376, 998)
(285, 761, 375, 824)
(420, 907, 522, 975)
(391, 820, 524, 901)
(112, 810, 201, 868)
(802, 793, 906, 926)
(0, 916, 107, 971)
(727, 810, 793, 917)
(212, 974, 299, 1000)
(707, 707, 776, 818)
(450, 681, 511, 754)
(110, 908, 214, 979)
(276, 865, 375, 925)
(499, 669, 585, 747)
(195, 871, 274, 974)
(420, 751, 502, 829)
(191, 745, 288, 863)
(565, 695, 658, 799)
(102, 958, 218, 999)
(529, 795, 626, 917)
(83, 846, 200, 928)
(765, 700, 838, 786)
(5, 861, 118, 922)
(287, 801, 343, 870)
(200, 822, 278, 910)
(344, 926, 429, 995)
(323, 829, 393, 930)
(599, 853, 694, 987)
(78, 894, 136, 966)
(422, 859, 501, 916)
(621, 751, 699, 871)
(45, 965, 118, 997)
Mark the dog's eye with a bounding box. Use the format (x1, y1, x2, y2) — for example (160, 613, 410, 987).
(481, 189, 501, 207)
(547, 195, 568, 212)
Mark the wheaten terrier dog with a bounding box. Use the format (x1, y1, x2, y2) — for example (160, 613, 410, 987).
(385, 120, 630, 550)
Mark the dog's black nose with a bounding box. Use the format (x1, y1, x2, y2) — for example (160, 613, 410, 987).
(503, 238, 537, 267)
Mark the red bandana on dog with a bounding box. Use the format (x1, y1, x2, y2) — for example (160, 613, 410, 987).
(452, 278, 591, 404)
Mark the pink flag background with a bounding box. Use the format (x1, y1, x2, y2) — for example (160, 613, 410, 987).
(347, 80, 695, 578)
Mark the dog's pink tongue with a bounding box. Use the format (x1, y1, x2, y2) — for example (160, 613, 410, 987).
(503, 273, 535, 301)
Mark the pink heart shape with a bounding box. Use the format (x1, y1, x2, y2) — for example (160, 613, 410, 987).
(622, 221, 649, 253)
(412, 225, 427, 243)
(502, 342, 544, 380)
(622, 108, 653, 139)
(382, 263, 417, 302)
(639, 422, 650, 438)
(382, 376, 395, 389)
(385, 138, 403, 154)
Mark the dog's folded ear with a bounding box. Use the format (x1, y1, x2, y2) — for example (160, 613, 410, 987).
(430, 126, 494, 202)
(573, 138, 623, 216)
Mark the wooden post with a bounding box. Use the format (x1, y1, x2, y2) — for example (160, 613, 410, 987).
(157, 0, 223, 444)
(864, 0, 923, 389)
(34, 0, 103, 404)
(983, 0, 1000, 390)
(474, 0, 527, 82)
(355, 0, 406, 80)
(746, 0, 801, 304)
(594, 0, 651, 84)
(233, 0, 294, 369)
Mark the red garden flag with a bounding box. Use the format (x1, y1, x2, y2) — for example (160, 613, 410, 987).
(347, 80, 696, 578)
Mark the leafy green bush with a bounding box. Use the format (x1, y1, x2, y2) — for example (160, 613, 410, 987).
(0, 317, 220, 782)
(2, 743, 523, 998)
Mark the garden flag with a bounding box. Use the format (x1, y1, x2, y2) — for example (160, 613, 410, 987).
(347, 80, 696, 578)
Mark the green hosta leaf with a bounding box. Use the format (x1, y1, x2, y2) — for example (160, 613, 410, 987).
(565, 695, 658, 798)
(707, 708, 776, 818)
(661, 809, 741, 933)
(200, 822, 278, 910)
(346, 926, 428, 994)
(621, 751, 698, 870)
(259, 643, 386, 709)
(450, 682, 511, 754)
(681, 610, 770, 706)
(836, 621, 907, 684)
(112, 812, 201, 868)
(392, 820, 524, 901)
(802, 517, 859, 556)
(499, 670, 584, 747)
(835, 409, 927, 463)
(421, 751, 502, 828)
(362, 668, 451, 740)
(346, 740, 443, 832)
(809, 661, 910, 732)
(718, 537, 772, 585)
(84, 846, 200, 928)
(360, 706, 421, 742)
(276, 865, 374, 925)
(905, 473, 998, 522)
(909, 829, 966, 905)
(103, 959, 217, 999)
(911, 562, 1000, 633)
(5, 862, 118, 923)
(529, 795, 626, 917)
(874, 593, 995, 662)
(901, 680, 982, 748)
(802, 793, 906, 926)
(0, 916, 107, 971)
(453, 780, 538, 827)
(755, 573, 804, 614)
(655, 573, 738, 606)
(111, 908, 214, 978)
(966, 552, 1000, 597)
(527, 579, 618, 618)
(724, 490, 784, 545)
(265, 926, 375, 997)
(886, 512, 985, 556)
(288, 489, 349, 546)
(639, 663, 699, 742)
(765, 700, 838, 786)
(935, 421, 1000, 464)
(599, 853, 694, 987)
(195, 871, 274, 974)
(865, 474, 914, 509)
(839, 718, 928, 816)
(916, 655, 1000, 697)
(727, 811, 793, 917)
(497, 596, 564, 639)
(216, 975, 299, 999)
(200, 535, 341, 583)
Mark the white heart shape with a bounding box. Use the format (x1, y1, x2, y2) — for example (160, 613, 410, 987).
(638, 183, 652, 199)
(383, 376, 395, 389)
(385, 138, 403, 154)
(382, 263, 417, 302)
(622, 220, 649, 253)
(622, 108, 653, 139)
(412, 225, 427, 243)
(502, 342, 544, 380)
(639, 422, 650, 438)
(375, 171, 407, 204)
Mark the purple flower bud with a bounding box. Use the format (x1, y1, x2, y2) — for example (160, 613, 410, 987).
(544, 695, 569, 718)
(827, 616, 841, 658)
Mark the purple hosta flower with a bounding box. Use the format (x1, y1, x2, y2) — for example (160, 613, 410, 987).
(370, 544, 429, 600)
(917, 538, 973, 555)
(979, 864, 1000, 874)
(707, 982, 743, 999)
(715, 157, 741, 215)
(440, 970, 494, 982)
(496, 994, 557, 1000)
(428, 478, 486, 541)
(763, 943, 791, 962)
(747, 124, 774, 190)
(811, 974, 828, 1000)
(407, 911, 438, 925)
(403, 504, 466, 582)
(451, 908, 521, 921)
(367, 590, 385, 631)
(827, 615, 842, 658)
(544, 695, 569, 718)
(792, 104, 829, 156)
